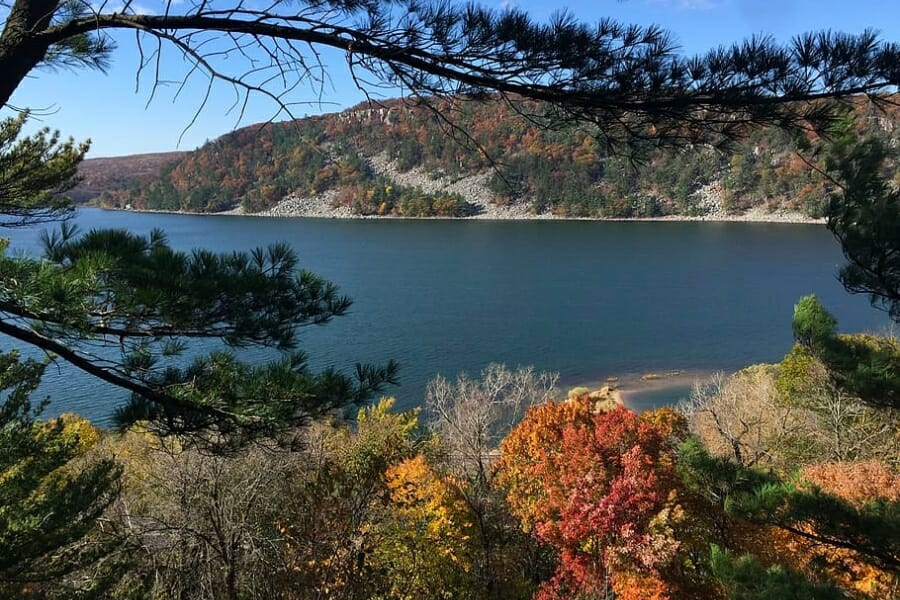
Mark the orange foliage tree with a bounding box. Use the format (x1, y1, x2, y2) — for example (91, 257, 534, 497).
(780, 461, 900, 599)
(495, 397, 708, 600)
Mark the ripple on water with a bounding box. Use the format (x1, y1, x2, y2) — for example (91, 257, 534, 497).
(1, 210, 889, 424)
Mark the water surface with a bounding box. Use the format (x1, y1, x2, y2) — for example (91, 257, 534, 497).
(1, 209, 889, 423)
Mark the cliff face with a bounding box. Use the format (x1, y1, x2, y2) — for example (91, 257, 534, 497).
(90, 97, 900, 219)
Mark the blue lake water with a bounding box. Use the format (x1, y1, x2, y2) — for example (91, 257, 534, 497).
(0, 209, 890, 424)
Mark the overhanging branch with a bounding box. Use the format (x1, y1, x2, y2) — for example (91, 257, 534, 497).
(0, 315, 254, 426)
(38, 13, 899, 121)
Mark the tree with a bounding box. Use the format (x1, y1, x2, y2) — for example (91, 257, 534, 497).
(791, 294, 837, 352)
(0, 350, 122, 597)
(825, 127, 900, 323)
(104, 397, 430, 599)
(426, 363, 558, 489)
(374, 453, 479, 600)
(3, 0, 900, 151)
(795, 461, 900, 598)
(496, 397, 701, 600)
(790, 295, 900, 410)
(425, 364, 559, 597)
(275, 398, 432, 599)
(0, 225, 398, 446)
(105, 429, 294, 599)
(681, 368, 810, 469)
(0, 110, 86, 227)
(683, 356, 898, 471)
(678, 297, 900, 598)
(0, 102, 400, 597)
(708, 546, 844, 600)
(0, 113, 400, 445)
(678, 438, 900, 575)
(776, 343, 898, 466)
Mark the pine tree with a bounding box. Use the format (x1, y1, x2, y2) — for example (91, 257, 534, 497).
(791, 295, 899, 410)
(824, 125, 900, 324)
(0, 350, 122, 597)
(0, 111, 87, 227)
(0, 117, 397, 447)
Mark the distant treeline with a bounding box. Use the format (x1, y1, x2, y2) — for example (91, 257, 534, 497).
(100, 98, 900, 217)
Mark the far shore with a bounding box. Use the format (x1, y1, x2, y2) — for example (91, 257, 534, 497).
(100, 205, 825, 225)
(90, 149, 826, 224)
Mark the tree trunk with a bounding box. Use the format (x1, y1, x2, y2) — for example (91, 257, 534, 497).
(0, 0, 57, 107)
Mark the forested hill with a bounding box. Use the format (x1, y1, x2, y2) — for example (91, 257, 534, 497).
(72, 152, 185, 204)
(96, 98, 900, 218)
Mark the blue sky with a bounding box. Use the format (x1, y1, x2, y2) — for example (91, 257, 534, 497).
(6, 0, 900, 157)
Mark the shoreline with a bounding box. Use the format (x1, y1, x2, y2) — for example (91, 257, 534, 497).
(98, 205, 825, 225)
(569, 368, 721, 410)
(91, 152, 825, 224)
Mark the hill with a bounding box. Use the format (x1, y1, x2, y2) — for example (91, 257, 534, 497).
(71, 151, 185, 204)
(96, 98, 900, 219)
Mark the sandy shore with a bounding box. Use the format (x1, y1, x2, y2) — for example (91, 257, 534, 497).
(569, 369, 719, 410)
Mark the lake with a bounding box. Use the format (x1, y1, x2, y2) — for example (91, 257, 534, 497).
(0, 209, 891, 424)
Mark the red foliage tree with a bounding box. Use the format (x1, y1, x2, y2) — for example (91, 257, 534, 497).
(496, 399, 700, 599)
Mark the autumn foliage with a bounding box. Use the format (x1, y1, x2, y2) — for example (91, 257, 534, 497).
(496, 398, 696, 600)
(7, 362, 898, 599)
(803, 460, 900, 505)
(783, 461, 900, 599)
(97, 97, 900, 219)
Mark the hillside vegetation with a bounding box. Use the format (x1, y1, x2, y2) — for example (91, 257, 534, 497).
(6, 315, 899, 598)
(97, 98, 900, 218)
(72, 151, 184, 204)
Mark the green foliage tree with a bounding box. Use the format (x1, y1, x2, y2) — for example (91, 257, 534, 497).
(0, 350, 122, 597)
(791, 295, 900, 410)
(825, 127, 900, 323)
(709, 546, 844, 600)
(791, 294, 837, 351)
(0, 227, 398, 446)
(678, 437, 900, 574)
(0, 110, 87, 226)
(0, 104, 397, 446)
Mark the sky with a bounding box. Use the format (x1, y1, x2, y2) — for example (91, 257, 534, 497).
(6, 0, 900, 157)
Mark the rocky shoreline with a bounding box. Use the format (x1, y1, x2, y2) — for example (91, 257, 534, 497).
(118, 202, 825, 224)
(568, 369, 719, 411)
(565, 369, 710, 412)
(109, 155, 825, 224)
(113, 154, 826, 224)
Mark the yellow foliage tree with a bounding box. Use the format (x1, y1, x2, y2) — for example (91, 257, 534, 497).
(372, 454, 477, 599)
